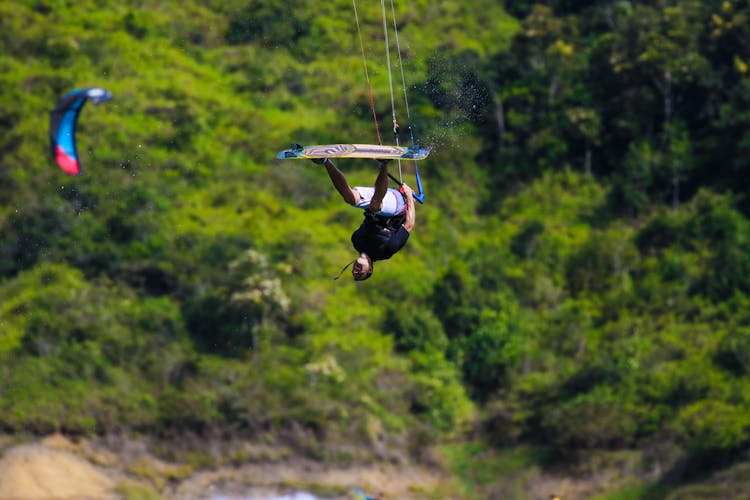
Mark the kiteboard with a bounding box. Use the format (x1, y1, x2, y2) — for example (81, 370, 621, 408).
(277, 143, 430, 161)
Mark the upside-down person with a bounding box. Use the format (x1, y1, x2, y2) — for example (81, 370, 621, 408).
(313, 157, 415, 281)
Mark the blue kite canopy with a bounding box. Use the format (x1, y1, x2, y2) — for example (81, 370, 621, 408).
(49, 87, 112, 175)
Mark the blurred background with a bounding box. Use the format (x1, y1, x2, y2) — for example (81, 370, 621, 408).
(1, 1, 750, 498)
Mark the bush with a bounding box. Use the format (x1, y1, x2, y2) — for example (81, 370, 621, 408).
(672, 400, 750, 452)
(540, 386, 638, 452)
(461, 306, 526, 401)
(713, 327, 750, 376)
(407, 350, 472, 434)
(384, 305, 448, 354)
(225, 0, 311, 46)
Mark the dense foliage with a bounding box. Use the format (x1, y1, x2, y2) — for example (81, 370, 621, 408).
(2, 0, 750, 494)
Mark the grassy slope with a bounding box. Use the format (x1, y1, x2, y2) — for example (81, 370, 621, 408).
(0, 0, 515, 442)
(2, 2, 749, 498)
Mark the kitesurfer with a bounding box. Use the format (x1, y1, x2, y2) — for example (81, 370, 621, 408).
(314, 157, 415, 281)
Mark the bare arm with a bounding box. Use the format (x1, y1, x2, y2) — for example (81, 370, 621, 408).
(401, 183, 416, 233)
(320, 158, 360, 205)
(367, 161, 390, 213)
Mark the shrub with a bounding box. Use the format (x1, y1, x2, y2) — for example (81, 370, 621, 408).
(672, 400, 750, 452)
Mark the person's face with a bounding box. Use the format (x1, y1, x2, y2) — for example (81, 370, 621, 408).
(352, 255, 372, 280)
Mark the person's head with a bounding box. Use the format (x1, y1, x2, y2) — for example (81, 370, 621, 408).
(352, 253, 373, 281)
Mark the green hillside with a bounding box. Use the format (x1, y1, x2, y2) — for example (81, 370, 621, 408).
(2, 0, 750, 498)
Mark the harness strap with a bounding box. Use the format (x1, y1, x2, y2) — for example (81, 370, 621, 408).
(366, 211, 405, 231)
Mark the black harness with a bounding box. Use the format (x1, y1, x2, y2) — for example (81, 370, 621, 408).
(364, 211, 406, 233)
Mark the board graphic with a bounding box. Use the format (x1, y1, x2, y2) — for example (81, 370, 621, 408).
(277, 143, 430, 161)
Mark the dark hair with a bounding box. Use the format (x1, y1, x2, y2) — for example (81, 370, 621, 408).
(333, 255, 374, 281)
(354, 265, 373, 281)
(353, 255, 373, 281)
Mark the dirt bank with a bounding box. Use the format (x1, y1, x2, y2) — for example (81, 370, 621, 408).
(0, 434, 449, 499)
(0, 441, 115, 500)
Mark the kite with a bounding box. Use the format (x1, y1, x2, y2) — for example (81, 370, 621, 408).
(49, 87, 112, 175)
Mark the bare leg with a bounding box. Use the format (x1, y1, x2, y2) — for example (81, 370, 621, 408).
(368, 161, 389, 213)
(322, 159, 359, 205)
